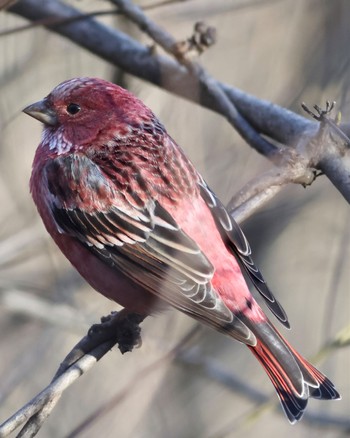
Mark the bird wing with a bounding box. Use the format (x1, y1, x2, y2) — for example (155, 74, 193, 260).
(44, 154, 256, 345)
(199, 178, 290, 328)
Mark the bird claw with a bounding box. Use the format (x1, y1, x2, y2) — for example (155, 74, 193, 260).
(88, 312, 116, 337)
(116, 315, 143, 354)
(88, 311, 144, 354)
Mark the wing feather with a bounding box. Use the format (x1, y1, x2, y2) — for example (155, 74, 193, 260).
(44, 155, 255, 345)
(199, 179, 290, 329)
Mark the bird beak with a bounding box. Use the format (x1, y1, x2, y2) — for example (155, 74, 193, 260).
(23, 98, 58, 126)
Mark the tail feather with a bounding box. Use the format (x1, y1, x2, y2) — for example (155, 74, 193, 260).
(289, 344, 340, 400)
(247, 322, 340, 424)
(249, 340, 308, 423)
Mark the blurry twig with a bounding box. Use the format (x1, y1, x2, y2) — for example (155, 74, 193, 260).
(0, 0, 17, 10)
(0, 309, 146, 438)
(0, 9, 120, 37)
(142, 0, 189, 10)
(316, 322, 350, 362)
(177, 346, 268, 403)
(0, 326, 54, 408)
(322, 209, 350, 341)
(0, 223, 45, 268)
(1, 289, 88, 331)
(204, 324, 350, 437)
(62, 324, 349, 438)
(61, 322, 350, 438)
(0, 318, 200, 438)
(0, 1, 184, 37)
(65, 325, 201, 438)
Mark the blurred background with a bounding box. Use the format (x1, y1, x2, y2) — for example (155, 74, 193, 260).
(0, 0, 349, 437)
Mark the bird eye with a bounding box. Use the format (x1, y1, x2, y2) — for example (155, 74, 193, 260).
(66, 103, 81, 115)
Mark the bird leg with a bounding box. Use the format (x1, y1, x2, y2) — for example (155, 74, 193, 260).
(88, 309, 146, 354)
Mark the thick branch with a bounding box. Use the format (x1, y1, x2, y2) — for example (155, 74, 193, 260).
(8, 0, 350, 203)
(7, 0, 312, 144)
(2, 0, 315, 143)
(9, 0, 350, 205)
(228, 162, 313, 222)
(111, 0, 277, 157)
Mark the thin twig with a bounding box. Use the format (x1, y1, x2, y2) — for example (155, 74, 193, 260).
(322, 209, 350, 341)
(0, 10, 120, 37)
(205, 326, 350, 437)
(65, 325, 201, 438)
(0, 0, 185, 37)
(0, 224, 44, 267)
(0, 310, 145, 438)
(1, 289, 88, 331)
(111, 0, 278, 158)
(0, 339, 116, 437)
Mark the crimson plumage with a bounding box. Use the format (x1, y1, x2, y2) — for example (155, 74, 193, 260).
(24, 77, 340, 423)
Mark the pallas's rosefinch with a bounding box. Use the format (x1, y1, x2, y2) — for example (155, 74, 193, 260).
(24, 78, 340, 423)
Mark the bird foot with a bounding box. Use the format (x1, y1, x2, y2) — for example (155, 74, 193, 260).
(88, 310, 145, 354)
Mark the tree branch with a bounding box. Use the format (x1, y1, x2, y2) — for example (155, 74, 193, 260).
(112, 0, 280, 158)
(2, 0, 318, 147)
(8, 0, 350, 207)
(227, 162, 312, 223)
(0, 310, 145, 438)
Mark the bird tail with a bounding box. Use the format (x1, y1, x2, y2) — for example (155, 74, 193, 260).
(247, 322, 340, 423)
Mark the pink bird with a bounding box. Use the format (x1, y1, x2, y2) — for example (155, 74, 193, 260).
(24, 77, 340, 423)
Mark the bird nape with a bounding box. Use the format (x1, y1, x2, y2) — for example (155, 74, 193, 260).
(24, 77, 340, 423)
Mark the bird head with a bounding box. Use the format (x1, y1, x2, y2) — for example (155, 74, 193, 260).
(23, 77, 154, 154)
